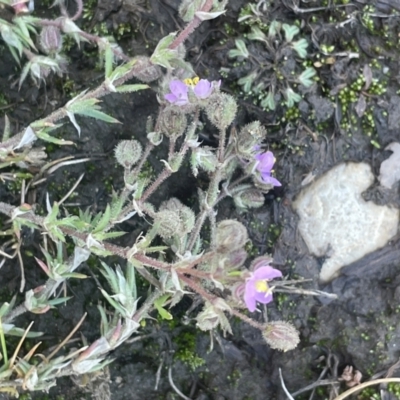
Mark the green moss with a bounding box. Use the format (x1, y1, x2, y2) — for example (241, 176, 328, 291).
(388, 382, 400, 397)
(173, 327, 205, 371)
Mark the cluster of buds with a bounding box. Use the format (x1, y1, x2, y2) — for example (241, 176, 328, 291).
(155, 198, 195, 245)
(114, 139, 143, 189)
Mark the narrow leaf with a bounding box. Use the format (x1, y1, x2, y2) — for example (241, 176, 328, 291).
(76, 108, 120, 124)
(93, 205, 111, 234)
(116, 84, 149, 93)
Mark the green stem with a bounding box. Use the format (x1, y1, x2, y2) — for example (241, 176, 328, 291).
(0, 318, 8, 364)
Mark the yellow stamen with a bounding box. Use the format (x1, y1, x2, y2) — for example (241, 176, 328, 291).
(255, 280, 269, 293)
(183, 76, 200, 86)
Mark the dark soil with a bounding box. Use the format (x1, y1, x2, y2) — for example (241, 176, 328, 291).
(1, 0, 400, 399)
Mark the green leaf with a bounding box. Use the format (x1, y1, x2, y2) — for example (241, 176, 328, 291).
(36, 129, 74, 145)
(116, 84, 149, 93)
(260, 90, 276, 110)
(100, 289, 127, 317)
(95, 231, 126, 240)
(46, 201, 60, 224)
(4, 327, 43, 338)
(248, 26, 267, 43)
(153, 32, 176, 51)
(126, 263, 136, 299)
(108, 59, 136, 82)
(282, 24, 299, 42)
(76, 108, 120, 124)
(268, 21, 281, 38)
(61, 272, 88, 279)
(292, 39, 308, 58)
(13, 16, 37, 50)
(1, 22, 23, 55)
(100, 261, 119, 294)
(228, 39, 249, 59)
(154, 294, 173, 320)
(298, 67, 316, 87)
(238, 72, 256, 93)
(93, 205, 111, 234)
(284, 88, 302, 108)
(47, 297, 72, 306)
(150, 33, 178, 69)
(105, 43, 113, 78)
(2, 114, 10, 142)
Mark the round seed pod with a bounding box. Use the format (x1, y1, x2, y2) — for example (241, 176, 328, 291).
(114, 140, 142, 169)
(233, 187, 265, 211)
(262, 321, 300, 351)
(235, 121, 267, 158)
(159, 108, 187, 139)
(131, 56, 162, 83)
(205, 93, 237, 129)
(155, 210, 182, 239)
(40, 26, 62, 55)
(159, 198, 195, 234)
(215, 220, 248, 253)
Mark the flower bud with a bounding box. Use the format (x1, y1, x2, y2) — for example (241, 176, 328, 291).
(250, 255, 274, 272)
(230, 281, 246, 306)
(159, 198, 195, 234)
(159, 107, 187, 138)
(190, 146, 218, 176)
(221, 248, 248, 271)
(40, 26, 63, 55)
(196, 300, 232, 334)
(155, 210, 182, 239)
(205, 93, 237, 129)
(233, 186, 265, 211)
(115, 140, 142, 169)
(262, 321, 300, 351)
(131, 56, 162, 83)
(253, 176, 277, 193)
(235, 121, 267, 157)
(215, 220, 248, 253)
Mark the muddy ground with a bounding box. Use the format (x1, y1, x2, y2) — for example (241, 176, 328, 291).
(1, 0, 400, 399)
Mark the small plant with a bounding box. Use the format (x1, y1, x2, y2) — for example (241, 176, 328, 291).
(0, 0, 334, 396)
(227, 16, 316, 111)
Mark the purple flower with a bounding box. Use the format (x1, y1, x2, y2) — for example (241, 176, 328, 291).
(244, 266, 282, 312)
(255, 151, 281, 187)
(193, 79, 213, 99)
(164, 80, 189, 106)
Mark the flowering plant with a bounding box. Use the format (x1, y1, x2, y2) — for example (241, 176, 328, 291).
(244, 265, 283, 312)
(255, 151, 282, 187)
(165, 78, 220, 105)
(0, 0, 333, 395)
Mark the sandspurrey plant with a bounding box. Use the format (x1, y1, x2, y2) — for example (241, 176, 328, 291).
(0, 0, 334, 395)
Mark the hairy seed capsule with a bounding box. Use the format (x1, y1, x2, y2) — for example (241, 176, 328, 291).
(262, 321, 300, 351)
(114, 140, 142, 169)
(40, 26, 63, 55)
(155, 210, 182, 239)
(131, 56, 162, 83)
(205, 93, 237, 129)
(233, 187, 265, 211)
(215, 220, 248, 253)
(159, 108, 187, 138)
